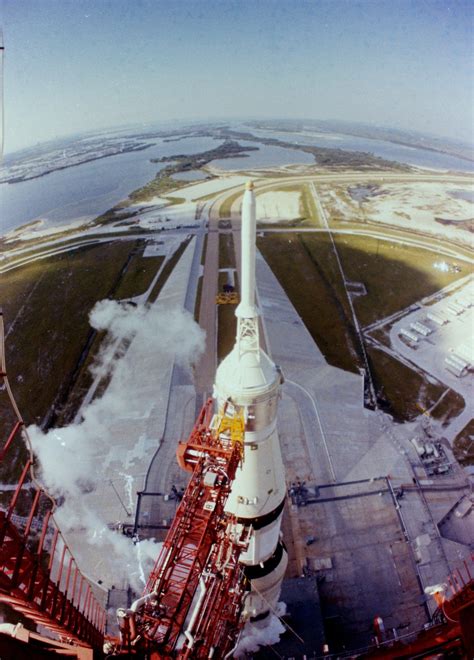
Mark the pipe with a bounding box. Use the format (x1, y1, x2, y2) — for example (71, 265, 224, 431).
(224, 624, 244, 659)
(0, 623, 21, 637)
(130, 592, 156, 613)
(184, 576, 207, 650)
(116, 607, 136, 643)
(117, 592, 157, 643)
(223, 593, 250, 659)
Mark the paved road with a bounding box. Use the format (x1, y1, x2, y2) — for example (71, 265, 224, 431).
(194, 205, 219, 395)
(248, 171, 474, 191)
(257, 226, 472, 262)
(184, 229, 204, 315)
(1, 228, 195, 273)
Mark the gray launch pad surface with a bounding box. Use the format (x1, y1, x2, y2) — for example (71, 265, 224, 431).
(254, 249, 471, 652)
(62, 228, 471, 653)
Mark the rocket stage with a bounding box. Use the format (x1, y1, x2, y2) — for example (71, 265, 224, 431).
(58, 185, 472, 654)
(128, 218, 471, 654)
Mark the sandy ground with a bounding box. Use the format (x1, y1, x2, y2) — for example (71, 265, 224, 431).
(129, 200, 198, 229)
(3, 217, 94, 242)
(143, 236, 183, 258)
(110, 175, 252, 231)
(255, 191, 301, 223)
(167, 174, 249, 202)
(130, 174, 250, 209)
(3, 175, 250, 244)
(319, 181, 474, 246)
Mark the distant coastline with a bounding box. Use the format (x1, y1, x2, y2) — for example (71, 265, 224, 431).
(3, 121, 473, 190)
(247, 119, 474, 164)
(3, 142, 154, 185)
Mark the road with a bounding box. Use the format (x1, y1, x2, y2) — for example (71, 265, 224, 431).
(0, 229, 192, 274)
(245, 170, 474, 190)
(194, 210, 219, 396)
(3, 167, 471, 275)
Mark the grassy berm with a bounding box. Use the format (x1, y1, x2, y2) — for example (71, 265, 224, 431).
(453, 420, 474, 466)
(0, 240, 161, 433)
(257, 232, 465, 422)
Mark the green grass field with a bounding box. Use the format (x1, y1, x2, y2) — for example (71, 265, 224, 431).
(216, 268, 239, 363)
(0, 237, 179, 433)
(257, 232, 465, 421)
(128, 175, 187, 205)
(0, 242, 136, 422)
(201, 233, 208, 266)
(57, 246, 166, 423)
(113, 250, 164, 300)
(218, 303, 237, 363)
(194, 276, 203, 323)
(333, 234, 466, 327)
(366, 347, 451, 420)
(453, 420, 474, 466)
(429, 389, 465, 425)
(258, 233, 359, 374)
(0, 241, 145, 481)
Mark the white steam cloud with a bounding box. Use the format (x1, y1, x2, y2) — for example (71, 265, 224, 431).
(54, 500, 162, 590)
(235, 603, 287, 657)
(89, 298, 205, 370)
(28, 299, 205, 590)
(29, 300, 204, 496)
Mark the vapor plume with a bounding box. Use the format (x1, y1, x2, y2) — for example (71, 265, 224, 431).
(235, 603, 287, 657)
(28, 299, 204, 589)
(29, 300, 203, 495)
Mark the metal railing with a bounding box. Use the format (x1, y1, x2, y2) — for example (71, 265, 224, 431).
(0, 311, 106, 648)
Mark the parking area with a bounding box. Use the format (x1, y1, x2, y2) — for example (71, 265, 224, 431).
(390, 278, 473, 399)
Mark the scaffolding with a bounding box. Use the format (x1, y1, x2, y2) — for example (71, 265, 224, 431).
(0, 312, 106, 650)
(118, 399, 249, 658)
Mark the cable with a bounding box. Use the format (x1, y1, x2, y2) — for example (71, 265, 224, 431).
(0, 313, 106, 635)
(250, 580, 305, 646)
(1, 313, 56, 508)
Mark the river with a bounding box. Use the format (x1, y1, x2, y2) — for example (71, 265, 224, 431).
(245, 127, 474, 173)
(1, 125, 472, 237)
(0, 136, 217, 235)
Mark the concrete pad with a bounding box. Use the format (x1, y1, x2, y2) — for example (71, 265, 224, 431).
(254, 577, 325, 658)
(389, 277, 473, 399)
(60, 239, 197, 591)
(255, 249, 473, 649)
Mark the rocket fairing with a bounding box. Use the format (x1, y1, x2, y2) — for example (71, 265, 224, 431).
(235, 182, 257, 321)
(214, 181, 288, 621)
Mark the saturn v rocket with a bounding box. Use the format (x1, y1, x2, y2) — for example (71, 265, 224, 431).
(213, 181, 288, 621)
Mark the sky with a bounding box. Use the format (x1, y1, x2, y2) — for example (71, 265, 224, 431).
(1, 0, 473, 152)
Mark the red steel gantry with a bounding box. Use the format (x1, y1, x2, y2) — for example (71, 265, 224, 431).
(117, 399, 250, 659)
(0, 306, 250, 659)
(0, 311, 106, 651)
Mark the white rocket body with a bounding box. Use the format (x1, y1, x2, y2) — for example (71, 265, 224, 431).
(214, 182, 287, 621)
(235, 186, 257, 321)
